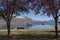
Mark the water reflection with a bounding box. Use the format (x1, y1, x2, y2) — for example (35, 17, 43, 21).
(28, 25, 53, 30)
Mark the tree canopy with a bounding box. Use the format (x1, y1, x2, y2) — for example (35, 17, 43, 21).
(28, 0, 60, 17)
(0, 0, 30, 21)
(27, 0, 60, 39)
(0, 0, 60, 38)
(0, 0, 30, 37)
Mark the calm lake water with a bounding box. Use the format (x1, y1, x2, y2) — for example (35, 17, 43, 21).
(28, 25, 54, 30)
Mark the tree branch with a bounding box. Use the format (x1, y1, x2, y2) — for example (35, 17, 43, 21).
(0, 12, 8, 22)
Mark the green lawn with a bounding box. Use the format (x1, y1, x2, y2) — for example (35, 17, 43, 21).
(0, 30, 60, 40)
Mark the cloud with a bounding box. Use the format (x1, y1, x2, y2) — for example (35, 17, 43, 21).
(16, 16, 24, 18)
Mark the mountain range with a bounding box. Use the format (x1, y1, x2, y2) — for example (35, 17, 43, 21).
(0, 16, 33, 29)
(0, 16, 60, 30)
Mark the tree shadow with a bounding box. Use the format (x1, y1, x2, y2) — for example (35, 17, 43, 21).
(0, 33, 60, 40)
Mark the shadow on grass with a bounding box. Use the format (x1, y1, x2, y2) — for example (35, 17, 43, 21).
(0, 34, 60, 40)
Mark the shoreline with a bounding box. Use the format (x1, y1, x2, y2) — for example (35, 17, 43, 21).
(0, 29, 55, 31)
(0, 25, 60, 31)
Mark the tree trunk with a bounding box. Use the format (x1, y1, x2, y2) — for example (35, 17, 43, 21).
(7, 21, 10, 37)
(55, 18, 58, 39)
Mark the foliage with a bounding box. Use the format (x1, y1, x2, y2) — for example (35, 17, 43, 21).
(0, 0, 30, 37)
(29, 0, 60, 17)
(0, 0, 30, 21)
(28, 0, 60, 38)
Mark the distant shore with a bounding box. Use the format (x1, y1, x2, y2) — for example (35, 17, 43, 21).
(0, 25, 60, 31)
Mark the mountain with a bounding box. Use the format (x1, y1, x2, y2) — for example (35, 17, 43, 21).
(39, 19, 60, 25)
(43, 20, 55, 25)
(31, 20, 44, 25)
(0, 16, 60, 30)
(0, 16, 33, 29)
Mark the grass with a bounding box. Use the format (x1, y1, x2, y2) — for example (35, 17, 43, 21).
(0, 30, 60, 40)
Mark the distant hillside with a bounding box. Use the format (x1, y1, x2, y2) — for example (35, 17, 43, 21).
(0, 16, 33, 29)
(0, 16, 60, 30)
(43, 20, 55, 25)
(32, 19, 60, 25)
(40, 19, 60, 25)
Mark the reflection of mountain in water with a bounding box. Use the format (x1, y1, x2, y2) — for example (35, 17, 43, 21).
(29, 25, 53, 30)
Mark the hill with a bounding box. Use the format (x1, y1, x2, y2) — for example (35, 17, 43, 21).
(0, 16, 33, 29)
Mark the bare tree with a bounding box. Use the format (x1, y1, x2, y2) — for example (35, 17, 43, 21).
(0, 0, 29, 37)
(28, 0, 60, 39)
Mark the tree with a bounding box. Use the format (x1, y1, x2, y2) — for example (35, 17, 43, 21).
(0, 0, 29, 37)
(29, 0, 60, 39)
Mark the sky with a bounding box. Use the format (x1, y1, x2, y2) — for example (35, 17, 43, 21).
(20, 10, 54, 21)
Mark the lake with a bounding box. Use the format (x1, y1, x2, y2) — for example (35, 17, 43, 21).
(27, 25, 54, 30)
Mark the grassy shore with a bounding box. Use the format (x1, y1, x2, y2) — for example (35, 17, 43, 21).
(0, 30, 60, 40)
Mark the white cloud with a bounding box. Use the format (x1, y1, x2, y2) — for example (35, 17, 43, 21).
(16, 16, 24, 18)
